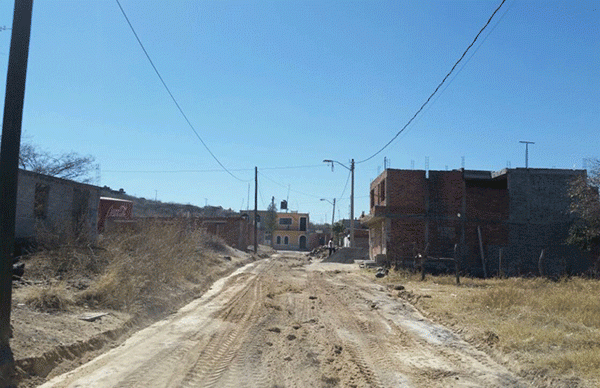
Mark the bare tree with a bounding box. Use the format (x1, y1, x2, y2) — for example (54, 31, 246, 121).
(568, 159, 600, 252)
(18, 142, 96, 183)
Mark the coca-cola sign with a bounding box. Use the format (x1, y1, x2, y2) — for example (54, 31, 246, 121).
(107, 205, 130, 218)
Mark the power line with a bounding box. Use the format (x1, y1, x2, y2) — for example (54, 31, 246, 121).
(114, 0, 246, 182)
(338, 169, 352, 200)
(258, 171, 324, 200)
(260, 164, 324, 170)
(103, 168, 252, 173)
(357, 0, 506, 164)
(102, 163, 326, 174)
(418, 0, 515, 118)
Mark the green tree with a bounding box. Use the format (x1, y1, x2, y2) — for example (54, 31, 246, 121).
(568, 159, 600, 253)
(264, 197, 278, 247)
(332, 221, 345, 246)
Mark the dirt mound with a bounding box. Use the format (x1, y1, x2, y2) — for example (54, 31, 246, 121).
(321, 247, 368, 264)
(308, 246, 329, 260)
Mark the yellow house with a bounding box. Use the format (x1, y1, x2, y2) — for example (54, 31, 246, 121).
(272, 212, 309, 251)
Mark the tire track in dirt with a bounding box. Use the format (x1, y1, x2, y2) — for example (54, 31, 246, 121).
(306, 270, 407, 387)
(38, 261, 270, 388)
(40, 254, 526, 388)
(176, 261, 276, 388)
(345, 270, 526, 388)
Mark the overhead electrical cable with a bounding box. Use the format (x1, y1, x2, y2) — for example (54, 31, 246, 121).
(260, 164, 324, 170)
(338, 169, 352, 200)
(115, 0, 246, 182)
(103, 164, 325, 174)
(103, 168, 252, 173)
(420, 0, 515, 119)
(258, 171, 325, 200)
(357, 0, 506, 164)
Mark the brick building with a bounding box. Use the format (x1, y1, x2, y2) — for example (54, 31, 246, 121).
(362, 168, 590, 276)
(192, 216, 250, 250)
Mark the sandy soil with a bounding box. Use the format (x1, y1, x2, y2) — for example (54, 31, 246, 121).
(10, 246, 256, 387)
(32, 251, 527, 388)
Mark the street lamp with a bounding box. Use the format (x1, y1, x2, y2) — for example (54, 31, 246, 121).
(323, 159, 355, 248)
(320, 198, 336, 227)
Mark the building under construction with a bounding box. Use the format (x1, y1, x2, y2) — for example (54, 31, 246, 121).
(362, 168, 591, 276)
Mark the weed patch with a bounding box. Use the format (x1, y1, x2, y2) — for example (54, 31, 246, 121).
(24, 283, 73, 312)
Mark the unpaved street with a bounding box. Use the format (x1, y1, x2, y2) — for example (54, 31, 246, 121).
(40, 252, 525, 388)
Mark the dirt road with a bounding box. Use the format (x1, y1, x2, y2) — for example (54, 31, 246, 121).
(39, 252, 526, 388)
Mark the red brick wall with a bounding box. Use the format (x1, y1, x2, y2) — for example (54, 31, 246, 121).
(388, 218, 425, 261)
(463, 180, 509, 269)
(388, 170, 427, 213)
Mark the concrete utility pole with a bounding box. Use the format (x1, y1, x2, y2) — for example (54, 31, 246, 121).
(350, 159, 355, 248)
(253, 167, 258, 254)
(320, 198, 336, 228)
(1, 1, 34, 386)
(323, 159, 355, 248)
(520, 141, 534, 168)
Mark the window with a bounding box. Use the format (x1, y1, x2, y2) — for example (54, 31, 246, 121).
(279, 218, 292, 225)
(379, 179, 386, 202)
(34, 183, 50, 219)
(284, 236, 289, 245)
(299, 217, 307, 231)
(276, 236, 281, 245)
(370, 189, 375, 208)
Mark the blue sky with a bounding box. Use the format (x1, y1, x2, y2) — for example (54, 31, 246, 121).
(1, 0, 599, 224)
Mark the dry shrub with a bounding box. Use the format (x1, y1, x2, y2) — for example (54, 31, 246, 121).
(24, 283, 73, 312)
(34, 216, 95, 251)
(23, 245, 106, 281)
(197, 231, 227, 252)
(79, 219, 226, 313)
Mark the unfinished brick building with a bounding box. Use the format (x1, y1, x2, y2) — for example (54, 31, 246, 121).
(362, 168, 590, 276)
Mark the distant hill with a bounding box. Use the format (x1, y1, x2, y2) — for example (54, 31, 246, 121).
(100, 187, 239, 218)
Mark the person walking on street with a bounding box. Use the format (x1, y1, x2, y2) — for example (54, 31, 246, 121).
(328, 239, 335, 256)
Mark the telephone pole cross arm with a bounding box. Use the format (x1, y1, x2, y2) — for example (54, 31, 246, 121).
(519, 141, 534, 169)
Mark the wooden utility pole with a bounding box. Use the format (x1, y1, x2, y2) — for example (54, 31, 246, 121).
(253, 167, 257, 254)
(1, 1, 34, 386)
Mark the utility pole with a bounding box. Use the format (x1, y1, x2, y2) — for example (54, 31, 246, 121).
(323, 159, 355, 248)
(520, 141, 534, 168)
(320, 198, 336, 228)
(331, 198, 335, 227)
(1, 1, 34, 385)
(253, 167, 258, 254)
(350, 159, 355, 248)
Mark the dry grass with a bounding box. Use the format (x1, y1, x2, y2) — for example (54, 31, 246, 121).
(23, 283, 73, 312)
(21, 218, 237, 317)
(375, 270, 600, 386)
(79, 219, 228, 313)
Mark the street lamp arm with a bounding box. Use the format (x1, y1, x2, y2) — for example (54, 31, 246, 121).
(323, 158, 355, 248)
(323, 159, 350, 171)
